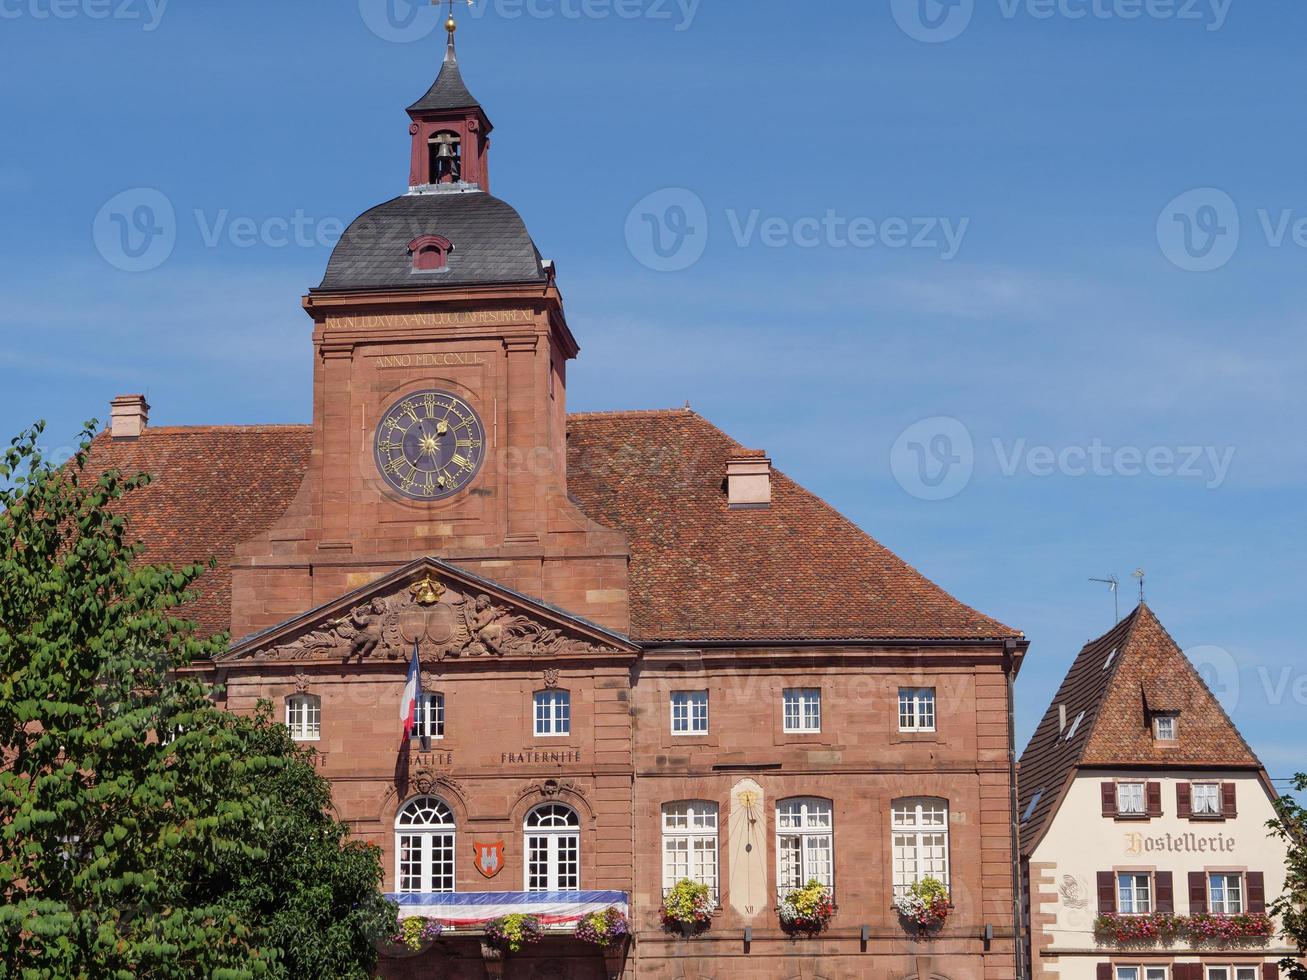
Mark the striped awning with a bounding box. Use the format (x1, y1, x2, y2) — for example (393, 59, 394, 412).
(385, 891, 629, 930)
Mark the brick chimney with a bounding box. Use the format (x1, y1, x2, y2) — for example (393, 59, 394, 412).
(110, 394, 150, 439)
(726, 452, 772, 510)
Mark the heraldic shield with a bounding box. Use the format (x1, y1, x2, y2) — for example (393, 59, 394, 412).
(473, 840, 506, 879)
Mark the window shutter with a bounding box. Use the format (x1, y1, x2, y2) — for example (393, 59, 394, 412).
(1177, 782, 1192, 818)
(1097, 965, 1112, 980)
(1221, 782, 1238, 817)
(1147, 781, 1163, 817)
(1101, 782, 1117, 817)
(1264, 964, 1281, 980)
(1098, 871, 1117, 913)
(1188, 871, 1208, 914)
(1154, 871, 1174, 913)
(1247, 871, 1266, 913)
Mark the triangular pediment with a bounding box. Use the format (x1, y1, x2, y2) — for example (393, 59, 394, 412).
(222, 558, 638, 664)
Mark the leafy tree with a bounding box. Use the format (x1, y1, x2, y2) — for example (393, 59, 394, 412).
(1270, 773, 1307, 979)
(0, 422, 395, 978)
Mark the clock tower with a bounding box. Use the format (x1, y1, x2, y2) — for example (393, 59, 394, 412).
(229, 22, 629, 643)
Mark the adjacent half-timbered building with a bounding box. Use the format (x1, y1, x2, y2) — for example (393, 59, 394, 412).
(86, 26, 1031, 980)
(1019, 605, 1300, 980)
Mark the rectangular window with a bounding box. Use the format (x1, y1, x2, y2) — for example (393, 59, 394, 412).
(286, 695, 321, 741)
(670, 691, 709, 735)
(1234, 969, 1257, 980)
(891, 798, 950, 896)
(533, 690, 571, 737)
(782, 688, 822, 733)
(1146, 969, 1168, 980)
(1116, 782, 1146, 816)
(662, 802, 719, 901)
(1207, 970, 1230, 980)
(1154, 715, 1177, 741)
(1192, 782, 1222, 816)
(776, 798, 834, 895)
(898, 687, 937, 732)
(415, 693, 445, 740)
(1209, 873, 1244, 914)
(1117, 969, 1141, 980)
(1117, 872, 1153, 915)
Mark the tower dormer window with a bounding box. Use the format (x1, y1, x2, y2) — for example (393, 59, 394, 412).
(428, 131, 461, 183)
(408, 235, 453, 273)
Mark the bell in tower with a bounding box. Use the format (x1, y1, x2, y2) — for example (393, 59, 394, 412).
(428, 132, 462, 183)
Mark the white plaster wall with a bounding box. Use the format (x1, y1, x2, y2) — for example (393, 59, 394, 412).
(1028, 771, 1296, 980)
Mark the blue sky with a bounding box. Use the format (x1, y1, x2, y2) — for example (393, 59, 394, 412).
(1, 0, 1303, 783)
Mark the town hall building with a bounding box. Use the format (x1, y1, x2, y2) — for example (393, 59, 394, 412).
(89, 20, 1031, 980)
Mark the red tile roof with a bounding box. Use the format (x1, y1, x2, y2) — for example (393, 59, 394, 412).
(85, 409, 1019, 644)
(86, 426, 314, 638)
(1018, 603, 1261, 856)
(566, 409, 1020, 643)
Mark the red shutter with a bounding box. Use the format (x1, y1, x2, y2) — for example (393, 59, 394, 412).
(1177, 782, 1192, 818)
(1097, 965, 1113, 980)
(1264, 963, 1281, 980)
(1102, 782, 1117, 817)
(1189, 871, 1208, 913)
(1222, 782, 1238, 817)
(1155, 871, 1174, 913)
(1147, 781, 1163, 817)
(1247, 871, 1266, 913)
(1098, 871, 1117, 913)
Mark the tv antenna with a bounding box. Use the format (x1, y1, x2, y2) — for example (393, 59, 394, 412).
(1089, 575, 1120, 625)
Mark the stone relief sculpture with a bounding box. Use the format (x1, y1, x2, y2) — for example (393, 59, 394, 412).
(251, 577, 622, 663)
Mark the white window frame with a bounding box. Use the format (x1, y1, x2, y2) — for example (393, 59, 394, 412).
(898, 687, 937, 732)
(524, 803, 580, 892)
(1117, 968, 1168, 980)
(533, 690, 571, 737)
(395, 796, 456, 894)
(1209, 872, 1244, 914)
(782, 688, 822, 734)
(1116, 781, 1147, 816)
(670, 691, 709, 736)
(891, 797, 950, 897)
(1192, 782, 1222, 816)
(1117, 872, 1153, 915)
(1206, 969, 1257, 980)
(661, 801, 719, 902)
(776, 797, 834, 897)
(285, 693, 321, 742)
(1154, 715, 1178, 741)
(415, 692, 445, 740)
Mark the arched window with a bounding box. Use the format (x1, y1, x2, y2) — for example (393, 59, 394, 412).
(524, 803, 580, 892)
(776, 797, 833, 895)
(407, 235, 452, 273)
(891, 797, 950, 896)
(396, 796, 456, 894)
(285, 693, 320, 742)
(662, 801, 719, 901)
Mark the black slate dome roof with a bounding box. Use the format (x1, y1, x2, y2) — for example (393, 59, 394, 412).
(315, 191, 548, 293)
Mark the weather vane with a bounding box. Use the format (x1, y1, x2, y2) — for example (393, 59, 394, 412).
(438, 0, 475, 39)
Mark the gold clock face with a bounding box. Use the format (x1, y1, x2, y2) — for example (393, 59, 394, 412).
(373, 389, 486, 501)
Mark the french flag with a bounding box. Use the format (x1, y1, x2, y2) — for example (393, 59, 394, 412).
(400, 642, 422, 743)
